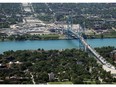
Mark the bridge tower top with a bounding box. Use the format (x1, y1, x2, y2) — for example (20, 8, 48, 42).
(67, 11, 73, 31)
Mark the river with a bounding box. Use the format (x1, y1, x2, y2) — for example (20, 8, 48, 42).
(0, 38, 116, 54)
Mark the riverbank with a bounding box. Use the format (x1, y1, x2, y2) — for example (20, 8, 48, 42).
(86, 31, 116, 39)
(1, 30, 116, 41)
(87, 35, 116, 39)
(0, 34, 116, 42)
(0, 34, 64, 41)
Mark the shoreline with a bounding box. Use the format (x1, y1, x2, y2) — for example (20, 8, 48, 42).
(0, 37, 116, 42)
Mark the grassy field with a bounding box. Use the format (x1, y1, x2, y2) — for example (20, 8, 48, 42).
(47, 81, 97, 84)
(47, 81, 73, 84)
(39, 34, 60, 39)
(40, 34, 59, 37)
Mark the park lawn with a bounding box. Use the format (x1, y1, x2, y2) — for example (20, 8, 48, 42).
(47, 81, 73, 84)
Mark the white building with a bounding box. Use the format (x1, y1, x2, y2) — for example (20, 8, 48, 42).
(48, 72, 55, 81)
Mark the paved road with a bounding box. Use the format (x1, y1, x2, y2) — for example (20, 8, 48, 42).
(30, 72, 36, 84)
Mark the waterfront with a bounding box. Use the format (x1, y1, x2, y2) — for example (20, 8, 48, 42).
(0, 38, 116, 54)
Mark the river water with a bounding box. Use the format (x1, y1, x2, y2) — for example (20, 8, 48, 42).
(0, 38, 116, 54)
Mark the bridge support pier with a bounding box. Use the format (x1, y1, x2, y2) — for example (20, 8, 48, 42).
(79, 39, 87, 52)
(84, 46, 87, 52)
(79, 41, 84, 51)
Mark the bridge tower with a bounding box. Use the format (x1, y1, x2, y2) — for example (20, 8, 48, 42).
(78, 25, 86, 51)
(78, 22, 88, 52)
(66, 11, 87, 51)
(83, 22, 86, 33)
(67, 11, 73, 39)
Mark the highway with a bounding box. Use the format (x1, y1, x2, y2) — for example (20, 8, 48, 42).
(30, 72, 36, 84)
